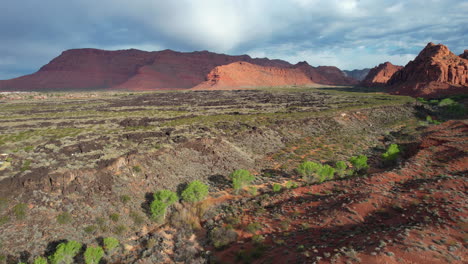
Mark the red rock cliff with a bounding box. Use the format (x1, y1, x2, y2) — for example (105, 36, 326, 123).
(192, 61, 315, 89)
(361, 62, 403, 87)
(388, 43, 468, 98)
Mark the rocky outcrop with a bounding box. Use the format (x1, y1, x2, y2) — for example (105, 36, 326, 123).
(0, 48, 356, 91)
(388, 42, 468, 98)
(192, 61, 315, 89)
(343, 68, 371, 81)
(460, 50, 468, 59)
(361, 62, 403, 87)
(293, 62, 359, 86)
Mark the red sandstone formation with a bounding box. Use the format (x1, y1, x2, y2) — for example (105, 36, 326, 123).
(388, 43, 468, 98)
(192, 61, 315, 90)
(361, 62, 403, 87)
(0, 48, 356, 91)
(293, 62, 359, 86)
(0, 49, 155, 91)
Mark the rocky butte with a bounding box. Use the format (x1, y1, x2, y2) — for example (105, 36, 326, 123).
(387, 42, 468, 98)
(361, 62, 403, 87)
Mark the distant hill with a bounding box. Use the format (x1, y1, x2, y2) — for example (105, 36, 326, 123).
(361, 62, 403, 87)
(0, 49, 356, 91)
(342, 68, 370, 81)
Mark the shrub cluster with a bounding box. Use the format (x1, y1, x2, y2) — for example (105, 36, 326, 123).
(150, 189, 178, 221)
(181, 180, 209, 203)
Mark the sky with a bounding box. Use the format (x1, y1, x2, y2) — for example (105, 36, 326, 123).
(1, 0, 467, 79)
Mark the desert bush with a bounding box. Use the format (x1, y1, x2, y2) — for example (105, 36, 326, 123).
(335, 161, 347, 178)
(49, 240, 82, 264)
(33, 256, 48, 264)
(181, 181, 209, 202)
(119, 195, 131, 204)
(109, 213, 119, 222)
(248, 186, 258, 196)
(103, 237, 119, 254)
(150, 200, 167, 221)
(13, 203, 27, 220)
(382, 144, 400, 161)
(349, 155, 369, 172)
(153, 190, 178, 205)
(297, 161, 321, 183)
(285, 181, 298, 189)
(0, 215, 9, 225)
(132, 165, 141, 173)
(272, 183, 281, 192)
(129, 211, 145, 226)
(56, 212, 72, 225)
(113, 224, 127, 235)
(230, 169, 255, 194)
(84, 246, 104, 264)
(317, 165, 335, 182)
(210, 226, 238, 249)
(83, 225, 97, 235)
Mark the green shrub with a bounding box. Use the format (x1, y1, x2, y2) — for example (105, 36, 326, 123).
(129, 211, 145, 226)
(113, 224, 127, 235)
(109, 213, 119, 222)
(181, 180, 209, 202)
(335, 161, 347, 178)
(349, 155, 369, 172)
(103, 237, 119, 254)
(13, 203, 27, 220)
(317, 165, 335, 182)
(272, 183, 281, 192)
(438, 98, 466, 116)
(382, 144, 400, 161)
(33, 256, 48, 264)
(56, 212, 72, 225)
(248, 186, 258, 196)
(49, 240, 82, 264)
(285, 181, 298, 189)
(153, 190, 178, 206)
(230, 169, 255, 194)
(84, 246, 104, 264)
(119, 195, 131, 204)
(297, 161, 321, 182)
(83, 225, 97, 234)
(132, 165, 141, 173)
(426, 115, 441, 125)
(150, 200, 167, 221)
(150, 189, 178, 221)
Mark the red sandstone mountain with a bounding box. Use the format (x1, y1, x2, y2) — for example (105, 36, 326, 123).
(293, 62, 358, 86)
(192, 61, 315, 90)
(0, 49, 356, 91)
(361, 62, 403, 87)
(388, 43, 468, 98)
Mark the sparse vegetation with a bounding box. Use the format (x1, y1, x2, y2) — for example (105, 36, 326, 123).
(12, 203, 27, 220)
(181, 181, 209, 203)
(109, 213, 120, 222)
(210, 226, 238, 249)
(119, 195, 131, 204)
(335, 161, 347, 178)
(56, 212, 72, 225)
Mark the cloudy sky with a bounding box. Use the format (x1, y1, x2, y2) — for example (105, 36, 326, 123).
(1, 0, 467, 79)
